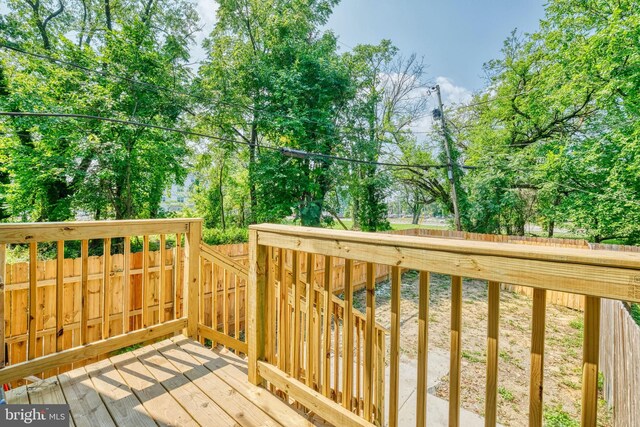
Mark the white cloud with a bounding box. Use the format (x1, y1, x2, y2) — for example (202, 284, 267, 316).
(435, 76, 472, 106)
(189, 0, 219, 64)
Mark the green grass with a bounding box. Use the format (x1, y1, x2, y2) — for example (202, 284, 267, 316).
(544, 404, 579, 427)
(498, 386, 516, 402)
(461, 350, 484, 363)
(630, 303, 640, 326)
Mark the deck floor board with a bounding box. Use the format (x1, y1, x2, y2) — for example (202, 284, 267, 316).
(6, 335, 324, 427)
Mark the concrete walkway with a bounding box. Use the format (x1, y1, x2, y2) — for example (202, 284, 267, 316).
(385, 350, 493, 426)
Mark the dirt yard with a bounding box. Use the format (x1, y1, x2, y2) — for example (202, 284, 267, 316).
(353, 271, 612, 426)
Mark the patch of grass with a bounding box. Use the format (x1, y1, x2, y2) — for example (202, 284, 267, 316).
(461, 350, 484, 363)
(498, 386, 515, 402)
(630, 303, 640, 326)
(113, 343, 143, 355)
(499, 350, 513, 363)
(569, 318, 583, 331)
(544, 404, 579, 427)
(561, 379, 580, 390)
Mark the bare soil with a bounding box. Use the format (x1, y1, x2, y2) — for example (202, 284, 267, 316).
(353, 271, 612, 426)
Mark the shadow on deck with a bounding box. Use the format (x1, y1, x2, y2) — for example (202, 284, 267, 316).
(6, 336, 326, 427)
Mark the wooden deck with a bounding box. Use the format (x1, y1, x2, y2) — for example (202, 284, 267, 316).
(5, 336, 323, 427)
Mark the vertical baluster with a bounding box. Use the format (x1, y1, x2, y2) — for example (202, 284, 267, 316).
(211, 258, 217, 347)
(322, 255, 333, 397)
(389, 266, 401, 427)
(417, 271, 430, 427)
(103, 238, 111, 339)
(333, 302, 340, 402)
(364, 262, 376, 421)
(278, 248, 288, 374)
(235, 274, 241, 354)
(174, 233, 181, 320)
(305, 253, 314, 387)
(123, 236, 131, 332)
(313, 264, 322, 390)
(342, 258, 354, 411)
(581, 296, 600, 426)
(293, 250, 302, 379)
(199, 256, 205, 344)
(0, 243, 4, 368)
(529, 288, 547, 426)
(377, 327, 386, 426)
(485, 281, 500, 426)
(356, 316, 361, 414)
(81, 239, 89, 345)
(159, 234, 166, 323)
(142, 235, 149, 328)
(247, 229, 267, 385)
(223, 268, 229, 339)
(449, 275, 463, 427)
(28, 242, 37, 360)
(55, 241, 64, 353)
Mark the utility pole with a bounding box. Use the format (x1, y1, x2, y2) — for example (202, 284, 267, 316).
(434, 84, 462, 231)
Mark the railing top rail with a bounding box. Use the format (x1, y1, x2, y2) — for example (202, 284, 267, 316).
(251, 224, 640, 270)
(0, 218, 203, 243)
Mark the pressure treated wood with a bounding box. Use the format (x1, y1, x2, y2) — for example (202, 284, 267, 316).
(364, 262, 376, 421)
(159, 234, 167, 323)
(342, 258, 354, 410)
(0, 243, 5, 367)
(248, 229, 267, 385)
(258, 361, 375, 427)
(389, 266, 401, 427)
(529, 289, 547, 426)
(123, 236, 131, 333)
(254, 226, 640, 303)
(485, 281, 500, 427)
(28, 241, 37, 360)
(184, 221, 201, 338)
(416, 271, 430, 427)
(103, 238, 111, 339)
(322, 255, 333, 397)
(81, 239, 89, 345)
(581, 296, 600, 426)
(449, 275, 463, 427)
(0, 218, 193, 243)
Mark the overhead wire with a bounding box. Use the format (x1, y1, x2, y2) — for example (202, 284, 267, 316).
(0, 111, 471, 169)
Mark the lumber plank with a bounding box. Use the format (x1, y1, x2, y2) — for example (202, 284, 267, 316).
(184, 221, 201, 338)
(175, 337, 315, 427)
(0, 219, 192, 243)
(342, 258, 354, 410)
(581, 296, 600, 426)
(529, 289, 546, 426)
(111, 347, 197, 427)
(257, 361, 375, 427)
(485, 281, 500, 427)
(28, 241, 37, 360)
(152, 340, 280, 427)
(449, 276, 463, 427)
(103, 238, 111, 339)
(0, 242, 5, 367)
(248, 229, 268, 385)
(254, 227, 640, 303)
(56, 241, 64, 352)
(364, 263, 376, 421)
(416, 271, 429, 427)
(160, 234, 167, 323)
(85, 358, 156, 427)
(123, 236, 131, 332)
(0, 318, 185, 384)
(133, 345, 237, 426)
(27, 376, 76, 427)
(6, 384, 30, 403)
(81, 239, 89, 345)
(58, 367, 116, 427)
(389, 266, 401, 427)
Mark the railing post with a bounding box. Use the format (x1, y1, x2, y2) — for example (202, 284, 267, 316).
(248, 228, 268, 385)
(184, 220, 202, 338)
(0, 242, 5, 368)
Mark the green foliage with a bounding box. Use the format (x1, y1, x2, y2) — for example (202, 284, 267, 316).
(201, 227, 248, 246)
(498, 386, 515, 402)
(544, 404, 579, 427)
(630, 303, 640, 327)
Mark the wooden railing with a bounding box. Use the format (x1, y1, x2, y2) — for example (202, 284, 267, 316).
(0, 219, 202, 384)
(247, 224, 640, 427)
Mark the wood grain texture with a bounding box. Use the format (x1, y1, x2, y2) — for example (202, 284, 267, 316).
(389, 266, 401, 427)
(529, 289, 547, 427)
(248, 229, 267, 385)
(581, 296, 600, 426)
(364, 262, 376, 421)
(449, 276, 463, 427)
(485, 281, 500, 427)
(416, 271, 430, 427)
(0, 243, 5, 367)
(342, 258, 354, 410)
(28, 241, 37, 360)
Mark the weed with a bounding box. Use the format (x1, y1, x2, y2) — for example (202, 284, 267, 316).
(461, 350, 483, 363)
(498, 386, 515, 402)
(569, 318, 583, 331)
(499, 350, 513, 363)
(113, 343, 143, 355)
(544, 404, 579, 427)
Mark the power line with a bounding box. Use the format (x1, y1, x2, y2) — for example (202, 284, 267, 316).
(0, 110, 467, 170)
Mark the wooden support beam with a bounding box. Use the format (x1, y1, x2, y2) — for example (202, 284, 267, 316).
(0, 242, 5, 367)
(485, 281, 500, 426)
(416, 271, 430, 427)
(184, 221, 201, 338)
(248, 229, 268, 385)
(449, 276, 463, 427)
(529, 289, 547, 427)
(581, 296, 600, 426)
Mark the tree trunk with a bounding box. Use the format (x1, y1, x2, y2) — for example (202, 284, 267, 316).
(248, 123, 258, 224)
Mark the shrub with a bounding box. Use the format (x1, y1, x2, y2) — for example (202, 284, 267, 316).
(202, 227, 248, 246)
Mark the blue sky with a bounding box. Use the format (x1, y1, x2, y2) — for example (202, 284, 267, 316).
(326, 0, 546, 93)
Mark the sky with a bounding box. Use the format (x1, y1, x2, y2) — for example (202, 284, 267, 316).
(192, 0, 546, 109)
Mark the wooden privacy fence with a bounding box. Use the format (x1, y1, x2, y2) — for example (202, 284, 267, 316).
(247, 224, 640, 427)
(0, 219, 202, 387)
